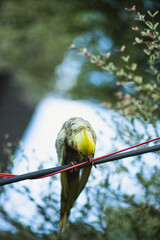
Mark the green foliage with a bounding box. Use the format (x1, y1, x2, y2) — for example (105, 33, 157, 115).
(72, 7, 160, 125)
(0, 137, 20, 173)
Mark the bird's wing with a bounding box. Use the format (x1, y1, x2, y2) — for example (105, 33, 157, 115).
(59, 143, 80, 209)
(55, 128, 66, 165)
(76, 166, 92, 200)
(59, 170, 79, 233)
(58, 143, 80, 233)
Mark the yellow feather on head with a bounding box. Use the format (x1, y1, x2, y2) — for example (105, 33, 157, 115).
(74, 128, 95, 156)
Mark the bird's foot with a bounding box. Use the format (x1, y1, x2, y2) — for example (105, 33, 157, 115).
(69, 161, 78, 173)
(87, 155, 97, 168)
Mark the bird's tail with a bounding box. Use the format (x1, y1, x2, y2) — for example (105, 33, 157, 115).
(58, 213, 68, 235)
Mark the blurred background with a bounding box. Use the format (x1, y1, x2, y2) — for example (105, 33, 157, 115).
(0, 0, 160, 239)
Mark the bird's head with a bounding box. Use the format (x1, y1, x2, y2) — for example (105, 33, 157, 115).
(72, 128, 95, 158)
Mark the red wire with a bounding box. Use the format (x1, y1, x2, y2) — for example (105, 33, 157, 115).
(0, 173, 17, 178)
(0, 137, 160, 179)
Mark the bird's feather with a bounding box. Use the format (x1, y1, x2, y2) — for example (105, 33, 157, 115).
(76, 166, 92, 199)
(55, 117, 96, 234)
(59, 170, 79, 234)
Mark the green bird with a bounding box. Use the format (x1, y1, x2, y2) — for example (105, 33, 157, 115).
(55, 117, 96, 234)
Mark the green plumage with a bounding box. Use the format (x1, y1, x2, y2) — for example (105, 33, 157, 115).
(55, 117, 96, 234)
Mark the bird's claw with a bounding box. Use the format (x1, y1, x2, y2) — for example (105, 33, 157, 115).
(69, 161, 78, 173)
(87, 156, 96, 168)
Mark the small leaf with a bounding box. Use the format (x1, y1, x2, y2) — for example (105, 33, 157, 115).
(130, 63, 137, 71)
(140, 14, 145, 21)
(141, 31, 146, 36)
(116, 69, 125, 77)
(153, 10, 159, 17)
(147, 42, 152, 47)
(146, 29, 151, 36)
(155, 51, 160, 56)
(132, 26, 139, 31)
(150, 65, 158, 75)
(90, 56, 97, 63)
(125, 6, 136, 11)
(145, 21, 154, 29)
(146, 41, 154, 50)
(147, 10, 153, 17)
(120, 45, 126, 52)
(154, 22, 159, 30)
(104, 52, 111, 59)
(80, 48, 87, 54)
(135, 12, 145, 21)
(121, 55, 130, 62)
(150, 54, 155, 63)
(135, 37, 143, 44)
(108, 62, 116, 71)
(151, 93, 159, 100)
(157, 73, 160, 83)
(143, 49, 151, 55)
(134, 76, 143, 84)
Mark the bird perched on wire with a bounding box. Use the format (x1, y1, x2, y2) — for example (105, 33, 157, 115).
(55, 117, 96, 234)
